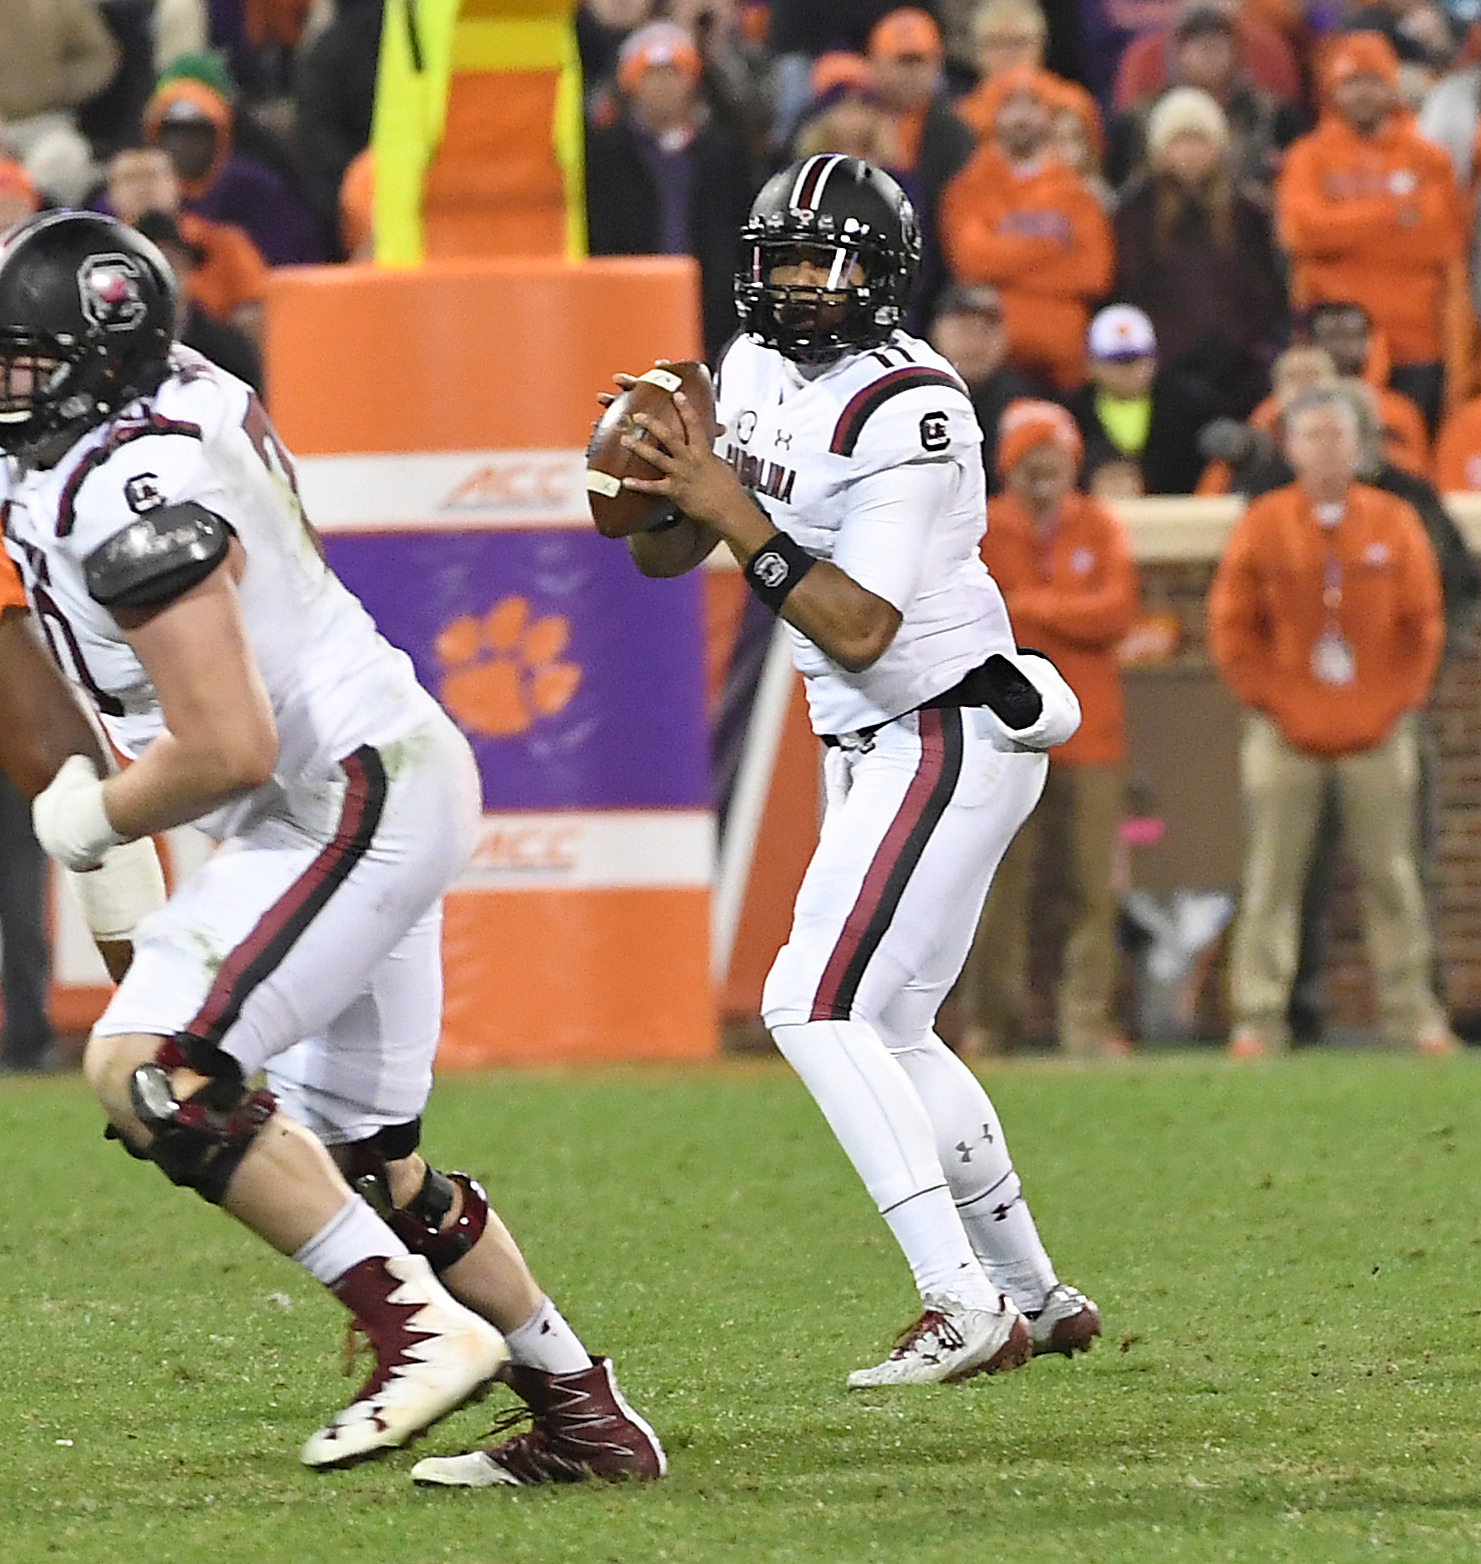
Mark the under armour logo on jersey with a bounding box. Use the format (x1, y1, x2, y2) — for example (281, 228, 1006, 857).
(751, 550, 789, 589)
(773, 430, 793, 450)
(955, 1123, 996, 1163)
(77, 253, 147, 332)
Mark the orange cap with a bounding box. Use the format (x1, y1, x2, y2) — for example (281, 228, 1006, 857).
(996, 398, 1084, 475)
(0, 158, 38, 213)
(810, 51, 879, 98)
(617, 22, 702, 94)
(1324, 30, 1400, 90)
(972, 62, 1057, 135)
(868, 8, 943, 62)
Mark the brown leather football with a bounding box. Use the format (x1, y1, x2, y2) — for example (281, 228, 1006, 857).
(586, 361, 717, 538)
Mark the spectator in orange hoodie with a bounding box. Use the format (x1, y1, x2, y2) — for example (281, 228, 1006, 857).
(1207, 383, 1455, 1056)
(143, 72, 326, 264)
(939, 66, 1116, 389)
(957, 0, 1104, 169)
(957, 400, 1140, 1059)
(1276, 31, 1467, 432)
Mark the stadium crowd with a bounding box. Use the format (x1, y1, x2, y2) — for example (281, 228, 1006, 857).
(3, 0, 1481, 1061)
(9, 0, 1481, 473)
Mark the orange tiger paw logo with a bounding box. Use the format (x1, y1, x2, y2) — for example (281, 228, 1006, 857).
(435, 596, 582, 738)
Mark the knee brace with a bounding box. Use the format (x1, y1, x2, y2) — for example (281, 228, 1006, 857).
(340, 1120, 490, 1274)
(388, 1166, 490, 1274)
(121, 1036, 276, 1205)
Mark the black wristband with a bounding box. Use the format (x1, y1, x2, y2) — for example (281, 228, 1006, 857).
(744, 530, 816, 612)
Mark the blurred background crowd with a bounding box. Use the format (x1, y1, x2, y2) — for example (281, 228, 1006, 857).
(18, 0, 1481, 484)
(8, 0, 1481, 1067)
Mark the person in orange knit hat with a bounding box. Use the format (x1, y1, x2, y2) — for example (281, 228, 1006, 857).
(939, 67, 1115, 390)
(1276, 31, 1467, 433)
(1207, 384, 1456, 1057)
(957, 400, 1139, 1059)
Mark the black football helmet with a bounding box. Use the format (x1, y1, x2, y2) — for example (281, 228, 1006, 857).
(0, 211, 178, 461)
(735, 155, 921, 364)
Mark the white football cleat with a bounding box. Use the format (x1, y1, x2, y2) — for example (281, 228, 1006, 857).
(1026, 1282, 1102, 1357)
(300, 1254, 509, 1469)
(846, 1294, 1032, 1388)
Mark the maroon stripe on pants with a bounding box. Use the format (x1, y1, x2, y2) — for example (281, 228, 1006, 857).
(185, 749, 381, 1047)
(809, 711, 948, 1022)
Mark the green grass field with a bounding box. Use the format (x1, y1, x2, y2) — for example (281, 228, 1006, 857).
(5, 1053, 1481, 1563)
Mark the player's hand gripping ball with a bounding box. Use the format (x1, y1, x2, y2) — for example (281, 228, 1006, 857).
(587, 361, 718, 537)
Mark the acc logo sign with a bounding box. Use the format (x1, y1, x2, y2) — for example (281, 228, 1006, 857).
(78, 254, 147, 333)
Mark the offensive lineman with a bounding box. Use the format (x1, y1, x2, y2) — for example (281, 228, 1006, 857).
(631, 157, 1100, 1384)
(0, 212, 663, 1482)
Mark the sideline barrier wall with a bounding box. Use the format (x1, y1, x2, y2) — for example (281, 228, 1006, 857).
(112, 254, 716, 1070)
(41, 470, 1481, 1036)
(257, 257, 714, 1066)
(39, 257, 718, 1058)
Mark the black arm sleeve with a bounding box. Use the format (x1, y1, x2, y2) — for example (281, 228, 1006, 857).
(83, 502, 232, 610)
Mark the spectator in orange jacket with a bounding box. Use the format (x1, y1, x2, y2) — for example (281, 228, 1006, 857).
(1207, 383, 1455, 1056)
(1276, 31, 1467, 432)
(957, 400, 1140, 1059)
(939, 66, 1116, 389)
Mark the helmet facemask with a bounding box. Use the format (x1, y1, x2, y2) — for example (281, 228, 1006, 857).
(738, 215, 909, 365)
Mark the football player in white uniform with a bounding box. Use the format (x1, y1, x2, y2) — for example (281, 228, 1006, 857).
(618, 156, 1102, 1385)
(0, 212, 663, 1482)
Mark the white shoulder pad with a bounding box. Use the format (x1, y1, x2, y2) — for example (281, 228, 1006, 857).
(830, 366, 980, 479)
(56, 409, 213, 556)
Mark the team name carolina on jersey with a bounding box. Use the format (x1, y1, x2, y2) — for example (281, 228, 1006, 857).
(722, 442, 797, 505)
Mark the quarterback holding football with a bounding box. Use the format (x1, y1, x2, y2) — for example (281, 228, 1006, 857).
(618, 155, 1101, 1384)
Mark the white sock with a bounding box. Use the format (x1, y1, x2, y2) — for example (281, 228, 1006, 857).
(505, 1296, 593, 1375)
(292, 1195, 408, 1287)
(770, 1020, 999, 1310)
(890, 1032, 1058, 1313)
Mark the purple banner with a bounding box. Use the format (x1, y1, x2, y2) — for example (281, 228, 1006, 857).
(326, 530, 708, 811)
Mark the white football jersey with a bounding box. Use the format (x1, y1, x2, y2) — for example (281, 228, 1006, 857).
(0, 348, 434, 840)
(714, 330, 1012, 736)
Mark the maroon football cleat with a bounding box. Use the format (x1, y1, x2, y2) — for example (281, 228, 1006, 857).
(300, 1254, 508, 1468)
(410, 1356, 666, 1486)
(1026, 1283, 1102, 1357)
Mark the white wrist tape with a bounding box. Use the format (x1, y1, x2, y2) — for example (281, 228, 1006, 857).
(32, 754, 125, 871)
(66, 837, 167, 942)
(980, 651, 1082, 753)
